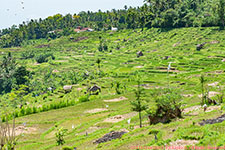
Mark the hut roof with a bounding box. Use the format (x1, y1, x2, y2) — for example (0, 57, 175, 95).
(89, 85, 101, 92)
(63, 85, 72, 91)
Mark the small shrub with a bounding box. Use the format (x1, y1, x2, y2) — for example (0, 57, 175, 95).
(55, 127, 68, 146)
(25, 107, 33, 115)
(79, 95, 90, 103)
(62, 146, 73, 150)
(21, 51, 35, 59)
(19, 107, 25, 116)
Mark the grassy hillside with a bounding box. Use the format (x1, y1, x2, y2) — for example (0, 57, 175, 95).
(1, 27, 225, 150)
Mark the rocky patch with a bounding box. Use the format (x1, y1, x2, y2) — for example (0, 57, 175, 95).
(93, 131, 127, 144)
(199, 114, 225, 126)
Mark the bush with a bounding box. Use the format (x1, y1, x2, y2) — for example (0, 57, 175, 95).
(55, 127, 68, 145)
(21, 51, 35, 59)
(146, 88, 183, 124)
(35, 53, 55, 63)
(79, 95, 90, 102)
(25, 107, 33, 115)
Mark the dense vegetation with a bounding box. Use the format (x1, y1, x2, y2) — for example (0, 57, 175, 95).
(0, 0, 224, 48)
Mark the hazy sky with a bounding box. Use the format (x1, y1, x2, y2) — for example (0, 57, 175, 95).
(0, 0, 144, 29)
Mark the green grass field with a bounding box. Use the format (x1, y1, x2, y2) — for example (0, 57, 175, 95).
(1, 27, 225, 150)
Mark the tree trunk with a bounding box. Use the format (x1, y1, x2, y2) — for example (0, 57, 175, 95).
(139, 111, 142, 128)
(201, 83, 204, 105)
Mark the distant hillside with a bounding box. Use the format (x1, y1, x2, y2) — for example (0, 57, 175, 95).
(0, 0, 224, 48)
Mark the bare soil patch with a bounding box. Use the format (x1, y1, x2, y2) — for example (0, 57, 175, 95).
(209, 40, 220, 44)
(134, 66, 144, 69)
(85, 108, 108, 114)
(15, 126, 37, 136)
(103, 112, 137, 123)
(183, 105, 220, 115)
(182, 94, 194, 97)
(33, 62, 41, 66)
(87, 53, 95, 56)
(208, 82, 219, 87)
(77, 88, 83, 91)
(73, 37, 88, 42)
(103, 97, 128, 102)
(166, 140, 198, 148)
(198, 91, 220, 98)
(52, 69, 59, 73)
(173, 42, 181, 47)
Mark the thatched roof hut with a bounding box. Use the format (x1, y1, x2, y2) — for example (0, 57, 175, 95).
(63, 85, 72, 91)
(88, 85, 101, 92)
(137, 51, 143, 58)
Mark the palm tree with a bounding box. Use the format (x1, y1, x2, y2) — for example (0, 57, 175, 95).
(96, 58, 101, 73)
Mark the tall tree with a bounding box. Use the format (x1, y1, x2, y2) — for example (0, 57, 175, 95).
(218, 0, 225, 29)
(131, 79, 147, 128)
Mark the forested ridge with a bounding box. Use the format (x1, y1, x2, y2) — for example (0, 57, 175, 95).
(0, 0, 224, 48)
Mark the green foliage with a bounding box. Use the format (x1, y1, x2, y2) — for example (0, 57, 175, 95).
(35, 53, 55, 63)
(0, 53, 30, 94)
(146, 88, 182, 124)
(14, 66, 30, 85)
(21, 51, 35, 59)
(8, 85, 29, 108)
(217, 0, 225, 29)
(79, 95, 90, 103)
(131, 79, 148, 127)
(55, 127, 68, 146)
(200, 74, 206, 105)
